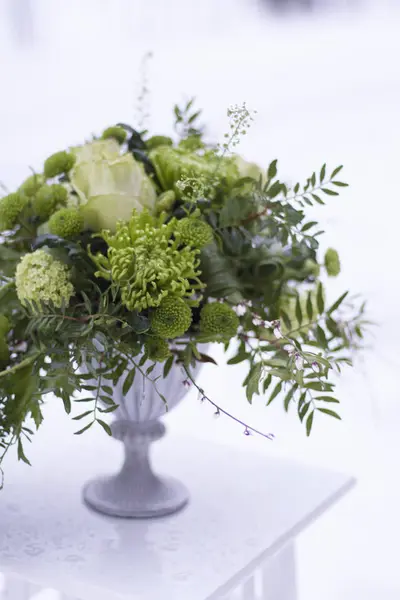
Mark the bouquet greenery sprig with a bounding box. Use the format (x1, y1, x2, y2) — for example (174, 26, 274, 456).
(0, 100, 367, 483)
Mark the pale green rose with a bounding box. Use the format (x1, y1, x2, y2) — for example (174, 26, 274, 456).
(231, 155, 265, 183)
(69, 140, 157, 232)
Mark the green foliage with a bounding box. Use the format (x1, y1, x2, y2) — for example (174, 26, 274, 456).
(0, 104, 368, 483)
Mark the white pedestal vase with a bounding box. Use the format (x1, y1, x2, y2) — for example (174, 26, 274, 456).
(82, 356, 204, 519)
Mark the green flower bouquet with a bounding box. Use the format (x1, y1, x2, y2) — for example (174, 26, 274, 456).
(0, 100, 367, 484)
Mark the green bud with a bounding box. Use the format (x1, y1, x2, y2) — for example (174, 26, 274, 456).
(177, 217, 213, 248)
(0, 192, 29, 230)
(48, 207, 84, 238)
(145, 337, 172, 362)
(19, 173, 46, 197)
(155, 190, 176, 215)
(151, 297, 192, 339)
(44, 151, 76, 179)
(33, 184, 68, 220)
(146, 136, 173, 151)
(200, 302, 239, 342)
(101, 126, 127, 144)
(324, 248, 341, 277)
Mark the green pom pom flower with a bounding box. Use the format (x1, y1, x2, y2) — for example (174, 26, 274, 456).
(146, 136, 173, 151)
(33, 184, 68, 220)
(145, 337, 172, 362)
(199, 302, 239, 341)
(0, 315, 10, 336)
(94, 210, 203, 312)
(44, 151, 76, 179)
(0, 192, 29, 230)
(101, 126, 127, 144)
(155, 190, 176, 215)
(177, 217, 213, 248)
(324, 248, 341, 277)
(15, 249, 74, 309)
(19, 174, 46, 197)
(151, 297, 192, 339)
(48, 207, 84, 238)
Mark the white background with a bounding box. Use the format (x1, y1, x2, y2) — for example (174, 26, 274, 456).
(1, 0, 400, 598)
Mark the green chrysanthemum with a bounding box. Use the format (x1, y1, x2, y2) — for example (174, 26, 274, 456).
(48, 207, 84, 238)
(146, 136, 173, 151)
(19, 173, 46, 197)
(155, 190, 176, 216)
(0, 192, 29, 230)
(199, 302, 239, 341)
(0, 315, 10, 336)
(44, 151, 76, 179)
(33, 184, 68, 220)
(151, 297, 192, 339)
(15, 249, 74, 309)
(94, 210, 203, 312)
(324, 248, 341, 277)
(145, 337, 172, 362)
(101, 126, 127, 144)
(177, 217, 213, 248)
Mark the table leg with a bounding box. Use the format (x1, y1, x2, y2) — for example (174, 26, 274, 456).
(260, 543, 297, 600)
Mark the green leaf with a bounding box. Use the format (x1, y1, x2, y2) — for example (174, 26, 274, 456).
(267, 159, 278, 179)
(327, 291, 348, 315)
(101, 385, 114, 395)
(263, 373, 272, 393)
(332, 181, 348, 187)
(294, 183, 300, 194)
(317, 408, 341, 419)
(299, 402, 309, 422)
(97, 419, 112, 435)
(311, 172, 316, 186)
(306, 292, 314, 321)
(295, 295, 303, 326)
(306, 411, 314, 436)
(72, 410, 93, 421)
(319, 163, 326, 182)
(146, 364, 156, 376)
(315, 396, 339, 403)
(317, 282, 325, 314)
(311, 194, 325, 205)
(280, 310, 292, 331)
(316, 325, 328, 348)
(17, 439, 31, 465)
(163, 355, 174, 378)
(322, 188, 339, 196)
(246, 362, 262, 403)
(298, 391, 307, 410)
(74, 422, 94, 435)
(284, 384, 298, 412)
(98, 405, 119, 414)
(122, 368, 136, 396)
(301, 221, 318, 233)
(305, 382, 333, 392)
(266, 380, 283, 405)
(227, 352, 249, 365)
(331, 165, 343, 178)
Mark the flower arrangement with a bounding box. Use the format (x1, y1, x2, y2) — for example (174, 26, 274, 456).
(0, 100, 367, 483)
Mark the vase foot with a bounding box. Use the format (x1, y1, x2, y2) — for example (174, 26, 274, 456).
(82, 474, 189, 518)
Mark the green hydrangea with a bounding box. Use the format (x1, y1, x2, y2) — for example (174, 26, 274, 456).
(199, 302, 239, 341)
(94, 210, 203, 312)
(155, 190, 176, 215)
(19, 174, 46, 197)
(0, 192, 29, 230)
(151, 297, 192, 339)
(324, 248, 341, 277)
(145, 337, 172, 362)
(48, 207, 84, 238)
(33, 184, 68, 220)
(177, 217, 213, 248)
(146, 136, 173, 150)
(0, 315, 10, 336)
(101, 126, 127, 144)
(15, 249, 74, 309)
(44, 151, 76, 179)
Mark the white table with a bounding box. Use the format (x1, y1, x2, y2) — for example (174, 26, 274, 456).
(0, 404, 354, 600)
